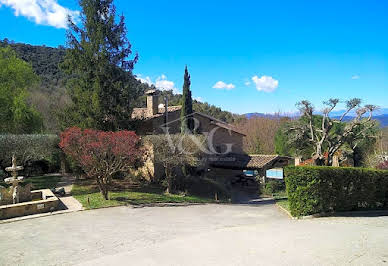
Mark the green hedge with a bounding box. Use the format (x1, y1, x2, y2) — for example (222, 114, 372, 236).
(0, 134, 61, 177)
(285, 166, 388, 217)
(263, 180, 285, 195)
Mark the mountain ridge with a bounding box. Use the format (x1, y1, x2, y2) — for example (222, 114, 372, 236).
(245, 112, 388, 127)
(0, 39, 239, 125)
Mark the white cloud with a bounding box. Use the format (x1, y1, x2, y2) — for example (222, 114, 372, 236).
(194, 96, 203, 102)
(155, 75, 177, 92)
(212, 81, 235, 90)
(136, 74, 179, 94)
(251, 75, 279, 92)
(137, 75, 153, 86)
(244, 81, 251, 86)
(351, 75, 360, 80)
(0, 0, 79, 29)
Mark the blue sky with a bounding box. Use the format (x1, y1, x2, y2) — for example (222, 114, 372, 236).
(0, 0, 387, 114)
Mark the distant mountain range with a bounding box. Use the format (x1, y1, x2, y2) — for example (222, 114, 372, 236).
(329, 108, 388, 117)
(336, 114, 388, 127)
(245, 109, 388, 127)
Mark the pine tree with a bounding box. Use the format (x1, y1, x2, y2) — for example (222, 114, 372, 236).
(180, 66, 194, 133)
(61, 0, 139, 131)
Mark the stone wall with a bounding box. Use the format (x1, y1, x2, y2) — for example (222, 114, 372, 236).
(154, 110, 181, 134)
(134, 111, 245, 182)
(129, 143, 155, 181)
(0, 183, 32, 205)
(136, 111, 245, 154)
(195, 113, 244, 155)
(206, 124, 244, 154)
(0, 189, 59, 220)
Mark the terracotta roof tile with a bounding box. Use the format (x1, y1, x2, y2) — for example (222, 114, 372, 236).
(246, 154, 282, 168)
(210, 121, 246, 136)
(131, 108, 245, 136)
(209, 154, 291, 169)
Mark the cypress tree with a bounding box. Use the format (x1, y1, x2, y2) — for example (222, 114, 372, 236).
(180, 66, 194, 133)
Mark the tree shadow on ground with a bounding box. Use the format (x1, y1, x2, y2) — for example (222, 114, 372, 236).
(323, 210, 388, 218)
(232, 198, 276, 206)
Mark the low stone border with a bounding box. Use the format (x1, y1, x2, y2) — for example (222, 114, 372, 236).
(299, 209, 388, 219)
(0, 207, 83, 224)
(0, 196, 84, 224)
(275, 203, 388, 220)
(0, 189, 59, 220)
(276, 202, 294, 219)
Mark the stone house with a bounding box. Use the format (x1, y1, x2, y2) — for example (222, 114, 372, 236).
(131, 90, 245, 155)
(131, 90, 291, 195)
(131, 90, 246, 181)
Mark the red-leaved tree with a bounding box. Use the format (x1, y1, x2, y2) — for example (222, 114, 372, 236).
(59, 127, 144, 200)
(377, 160, 388, 170)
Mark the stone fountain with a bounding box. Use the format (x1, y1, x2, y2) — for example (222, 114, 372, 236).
(0, 156, 59, 220)
(4, 155, 26, 204)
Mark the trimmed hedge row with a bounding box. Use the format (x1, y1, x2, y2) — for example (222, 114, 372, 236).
(285, 166, 388, 217)
(0, 134, 61, 177)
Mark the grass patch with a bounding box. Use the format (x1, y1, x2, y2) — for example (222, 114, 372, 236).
(72, 182, 216, 210)
(260, 190, 287, 200)
(272, 191, 287, 200)
(0, 175, 61, 190)
(26, 175, 61, 190)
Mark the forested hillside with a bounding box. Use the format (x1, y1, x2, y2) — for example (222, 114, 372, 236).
(0, 39, 66, 90)
(0, 39, 239, 131)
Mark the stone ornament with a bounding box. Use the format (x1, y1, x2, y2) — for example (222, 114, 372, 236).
(4, 155, 25, 204)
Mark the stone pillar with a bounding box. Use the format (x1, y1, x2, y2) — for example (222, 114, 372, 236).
(295, 156, 302, 166)
(60, 151, 68, 175)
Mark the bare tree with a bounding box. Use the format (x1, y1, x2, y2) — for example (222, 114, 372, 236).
(378, 127, 388, 155)
(291, 98, 378, 166)
(28, 87, 71, 133)
(365, 127, 388, 167)
(144, 134, 205, 193)
(234, 115, 289, 154)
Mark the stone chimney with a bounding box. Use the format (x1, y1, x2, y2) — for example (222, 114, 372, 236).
(145, 89, 159, 116)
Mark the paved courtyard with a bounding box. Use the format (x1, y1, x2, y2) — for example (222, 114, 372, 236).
(1, 201, 388, 266)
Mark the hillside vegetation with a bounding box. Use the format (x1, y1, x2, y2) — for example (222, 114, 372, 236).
(0, 39, 239, 133)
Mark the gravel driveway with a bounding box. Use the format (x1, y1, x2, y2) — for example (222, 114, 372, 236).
(1, 201, 388, 265)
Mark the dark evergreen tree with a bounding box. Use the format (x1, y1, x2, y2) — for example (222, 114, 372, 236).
(60, 0, 139, 130)
(180, 66, 194, 133)
(0, 39, 242, 131)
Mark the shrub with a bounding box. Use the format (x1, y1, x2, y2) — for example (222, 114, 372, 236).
(263, 180, 285, 195)
(59, 127, 145, 200)
(285, 166, 388, 217)
(0, 134, 60, 177)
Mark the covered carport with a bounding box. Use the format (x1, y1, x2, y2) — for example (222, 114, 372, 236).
(208, 154, 293, 202)
(209, 154, 293, 180)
